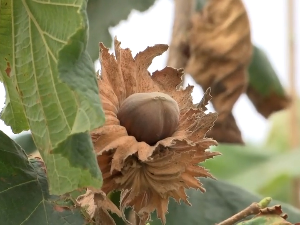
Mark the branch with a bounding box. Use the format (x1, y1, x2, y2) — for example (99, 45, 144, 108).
(167, 0, 195, 69)
(217, 197, 272, 225)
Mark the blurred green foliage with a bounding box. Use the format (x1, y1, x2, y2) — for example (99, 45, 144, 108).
(109, 180, 300, 225)
(265, 101, 300, 152)
(150, 179, 300, 224)
(203, 143, 300, 205)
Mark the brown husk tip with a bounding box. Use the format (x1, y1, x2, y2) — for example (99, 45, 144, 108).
(91, 37, 220, 224)
(77, 189, 123, 225)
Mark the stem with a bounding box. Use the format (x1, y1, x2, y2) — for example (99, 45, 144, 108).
(167, 0, 195, 69)
(287, 0, 300, 209)
(217, 197, 271, 225)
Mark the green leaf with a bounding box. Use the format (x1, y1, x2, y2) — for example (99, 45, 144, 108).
(0, 0, 104, 194)
(246, 46, 289, 118)
(0, 131, 85, 225)
(87, 0, 156, 61)
(0, 1, 29, 133)
(48, 132, 102, 194)
(148, 179, 300, 225)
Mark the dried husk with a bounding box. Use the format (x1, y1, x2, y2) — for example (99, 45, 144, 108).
(186, 0, 252, 144)
(77, 189, 122, 225)
(91, 38, 220, 224)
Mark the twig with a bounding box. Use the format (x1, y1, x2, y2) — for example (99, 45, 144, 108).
(167, 0, 195, 69)
(216, 197, 272, 225)
(287, 0, 300, 209)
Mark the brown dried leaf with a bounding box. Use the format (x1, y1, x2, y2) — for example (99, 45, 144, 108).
(207, 113, 244, 144)
(186, 0, 252, 144)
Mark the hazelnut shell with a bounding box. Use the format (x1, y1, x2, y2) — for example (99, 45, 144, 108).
(117, 92, 180, 145)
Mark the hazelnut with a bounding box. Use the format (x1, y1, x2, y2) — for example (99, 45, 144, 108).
(117, 92, 180, 145)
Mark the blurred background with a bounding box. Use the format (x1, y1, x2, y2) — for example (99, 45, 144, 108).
(0, 0, 299, 208)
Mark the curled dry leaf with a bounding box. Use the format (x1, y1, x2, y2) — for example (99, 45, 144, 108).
(247, 86, 290, 118)
(186, 0, 252, 144)
(77, 189, 122, 225)
(208, 113, 243, 144)
(91, 38, 220, 224)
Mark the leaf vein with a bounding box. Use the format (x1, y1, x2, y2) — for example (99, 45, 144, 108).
(19, 200, 44, 225)
(0, 180, 36, 194)
(44, 32, 67, 44)
(31, 0, 80, 7)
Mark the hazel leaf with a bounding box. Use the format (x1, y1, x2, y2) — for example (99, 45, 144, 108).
(0, 1, 29, 133)
(0, 131, 85, 225)
(0, 0, 104, 195)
